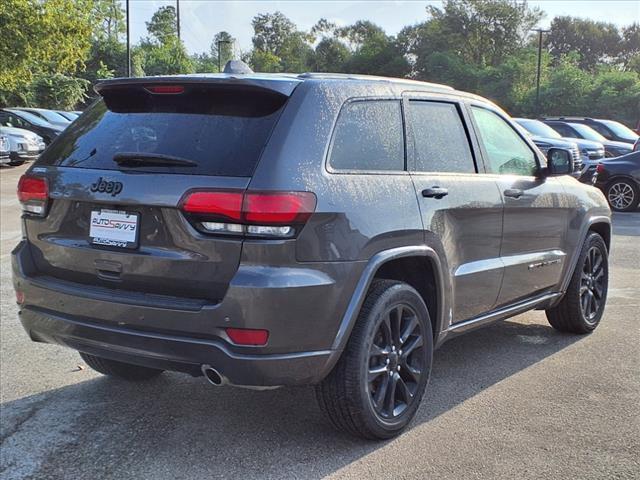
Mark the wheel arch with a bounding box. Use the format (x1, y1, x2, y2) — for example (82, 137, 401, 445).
(320, 246, 447, 379)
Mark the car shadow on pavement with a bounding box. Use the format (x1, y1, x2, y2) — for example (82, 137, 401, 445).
(1, 317, 583, 480)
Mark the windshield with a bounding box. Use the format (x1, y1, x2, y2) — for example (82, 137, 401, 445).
(516, 119, 562, 139)
(600, 120, 639, 142)
(37, 85, 288, 177)
(29, 109, 70, 124)
(569, 123, 607, 142)
(7, 109, 52, 127)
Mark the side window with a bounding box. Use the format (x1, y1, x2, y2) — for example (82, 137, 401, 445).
(551, 123, 572, 137)
(471, 107, 537, 176)
(589, 123, 612, 139)
(329, 100, 404, 171)
(408, 101, 475, 173)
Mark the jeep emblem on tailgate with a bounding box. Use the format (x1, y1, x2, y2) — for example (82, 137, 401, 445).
(90, 177, 123, 196)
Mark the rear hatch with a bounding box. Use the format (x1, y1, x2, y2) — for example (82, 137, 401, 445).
(22, 77, 298, 305)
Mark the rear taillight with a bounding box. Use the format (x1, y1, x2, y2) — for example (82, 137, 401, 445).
(596, 163, 605, 173)
(145, 85, 185, 94)
(17, 175, 49, 216)
(180, 190, 316, 238)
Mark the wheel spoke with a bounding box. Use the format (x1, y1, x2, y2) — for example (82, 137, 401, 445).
(368, 364, 388, 383)
(403, 363, 422, 383)
(384, 374, 398, 415)
(399, 315, 418, 346)
(373, 374, 389, 410)
(401, 335, 423, 358)
(370, 343, 389, 358)
(390, 306, 403, 346)
(396, 376, 414, 403)
(581, 290, 590, 313)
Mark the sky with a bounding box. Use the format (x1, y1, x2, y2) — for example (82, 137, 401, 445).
(123, 0, 640, 55)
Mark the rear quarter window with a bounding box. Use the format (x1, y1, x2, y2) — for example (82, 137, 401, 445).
(37, 85, 288, 177)
(328, 100, 404, 172)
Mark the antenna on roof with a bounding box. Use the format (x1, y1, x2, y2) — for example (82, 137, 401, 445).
(223, 60, 254, 75)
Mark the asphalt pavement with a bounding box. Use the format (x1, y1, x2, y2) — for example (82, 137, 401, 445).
(1, 163, 638, 479)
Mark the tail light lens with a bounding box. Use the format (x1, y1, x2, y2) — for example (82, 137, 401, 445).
(180, 190, 316, 238)
(17, 175, 49, 216)
(596, 163, 605, 173)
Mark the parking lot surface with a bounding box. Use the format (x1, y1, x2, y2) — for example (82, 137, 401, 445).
(1, 163, 638, 479)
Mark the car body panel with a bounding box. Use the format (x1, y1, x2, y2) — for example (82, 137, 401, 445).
(12, 73, 611, 387)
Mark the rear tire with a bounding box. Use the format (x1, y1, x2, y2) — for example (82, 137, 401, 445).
(546, 232, 608, 334)
(316, 280, 433, 439)
(80, 352, 163, 381)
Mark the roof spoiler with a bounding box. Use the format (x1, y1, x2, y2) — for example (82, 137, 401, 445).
(95, 74, 301, 98)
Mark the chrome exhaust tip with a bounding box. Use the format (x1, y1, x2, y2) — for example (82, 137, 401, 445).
(201, 364, 225, 386)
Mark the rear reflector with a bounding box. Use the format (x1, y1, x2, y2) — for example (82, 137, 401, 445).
(145, 85, 185, 94)
(17, 175, 49, 216)
(225, 328, 269, 346)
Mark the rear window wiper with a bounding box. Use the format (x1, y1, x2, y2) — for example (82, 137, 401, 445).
(113, 152, 198, 167)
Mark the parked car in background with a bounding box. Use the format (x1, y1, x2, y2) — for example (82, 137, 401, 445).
(14, 108, 71, 129)
(0, 126, 46, 165)
(0, 133, 10, 165)
(544, 117, 639, 145)
(513, 118, 600, 181)
(0, 109, 63, 145)
(55, 110, 79, 121)
(543, 120, 633, 158)
(594, 151, 640, 212)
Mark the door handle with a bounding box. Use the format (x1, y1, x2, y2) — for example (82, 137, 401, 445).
(422, 186, 449, 199)
(503, 188, 524, 199)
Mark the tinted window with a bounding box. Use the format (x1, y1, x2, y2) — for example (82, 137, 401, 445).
(329, 100, 404, 171)
(408, 101, 475, 173)
(588, 122, 612, 139)
(37, 86, 288, 177)
(471, 107, 537, 176)
(549, 123, 575, 138)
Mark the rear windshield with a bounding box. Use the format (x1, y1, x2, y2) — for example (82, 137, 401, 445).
(37, 85, 288, 176)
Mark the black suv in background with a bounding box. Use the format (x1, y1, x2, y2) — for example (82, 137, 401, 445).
(543, 119, 633, 158)
(13, 70, 611, 439)
(543, 117, 639, 145)
(0, 108, 63, 145)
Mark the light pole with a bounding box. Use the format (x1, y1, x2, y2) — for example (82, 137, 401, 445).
(126, 0, 130, 77)
(217, 40, 232, 72)
(532, 28, 550, 117)
(176, 0, 180, 40)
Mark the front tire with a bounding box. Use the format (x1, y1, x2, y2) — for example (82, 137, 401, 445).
(316, 280, 433, 439)
(80, 352, 164, 381)
(546, 232, 608, 334)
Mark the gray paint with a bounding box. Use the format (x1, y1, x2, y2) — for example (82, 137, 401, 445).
(13, 73, 611, 387)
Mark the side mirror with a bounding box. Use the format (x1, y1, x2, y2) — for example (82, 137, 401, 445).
(545, 148, 574, 176)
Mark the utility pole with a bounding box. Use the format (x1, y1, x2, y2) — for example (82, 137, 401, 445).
(126, 0, 131, 77)
(176, 0, 181, 40)
(217, 39, 232, 72)
(532, 28, 550, 117)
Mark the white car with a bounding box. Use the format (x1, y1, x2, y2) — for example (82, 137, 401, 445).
(0, 134, 10, 164)
(0, 126, 46, 165)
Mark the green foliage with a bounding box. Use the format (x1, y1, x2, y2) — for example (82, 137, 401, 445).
(30, 74, 90, 109)
(548, 16, 622, 70)
(146, 6, 178, 45)
(138, 37, 194, 76)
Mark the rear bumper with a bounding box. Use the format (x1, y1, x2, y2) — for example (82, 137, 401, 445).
(19, 306, 331, 387)
(12, 240, 362, 386)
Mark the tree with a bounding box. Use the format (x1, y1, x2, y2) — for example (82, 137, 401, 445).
(91, 0, 125, 41)
(314, 38, 350, 72)
(211, 31, 236, 69)
(30, 74, 90, 109)
(0, 0, 93, 106)
(146, 5, 178, 45)
(547, 16, 622, 70)
(250, 12, 314, 72)
(139, 37, 194, 76)
(425, 0, 543, 68)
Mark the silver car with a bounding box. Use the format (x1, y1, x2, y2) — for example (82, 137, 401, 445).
(0, 126, 46, 165)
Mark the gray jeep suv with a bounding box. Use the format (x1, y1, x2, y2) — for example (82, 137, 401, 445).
(13, 71, 611, 439)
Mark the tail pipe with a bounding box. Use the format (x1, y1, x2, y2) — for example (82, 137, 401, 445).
(201, 364, 226, 386)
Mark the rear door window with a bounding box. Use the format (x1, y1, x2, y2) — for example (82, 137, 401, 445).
(407, 101, 476, 173)
(329, 100, 404, 171)
(37, 85, 289, 177)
